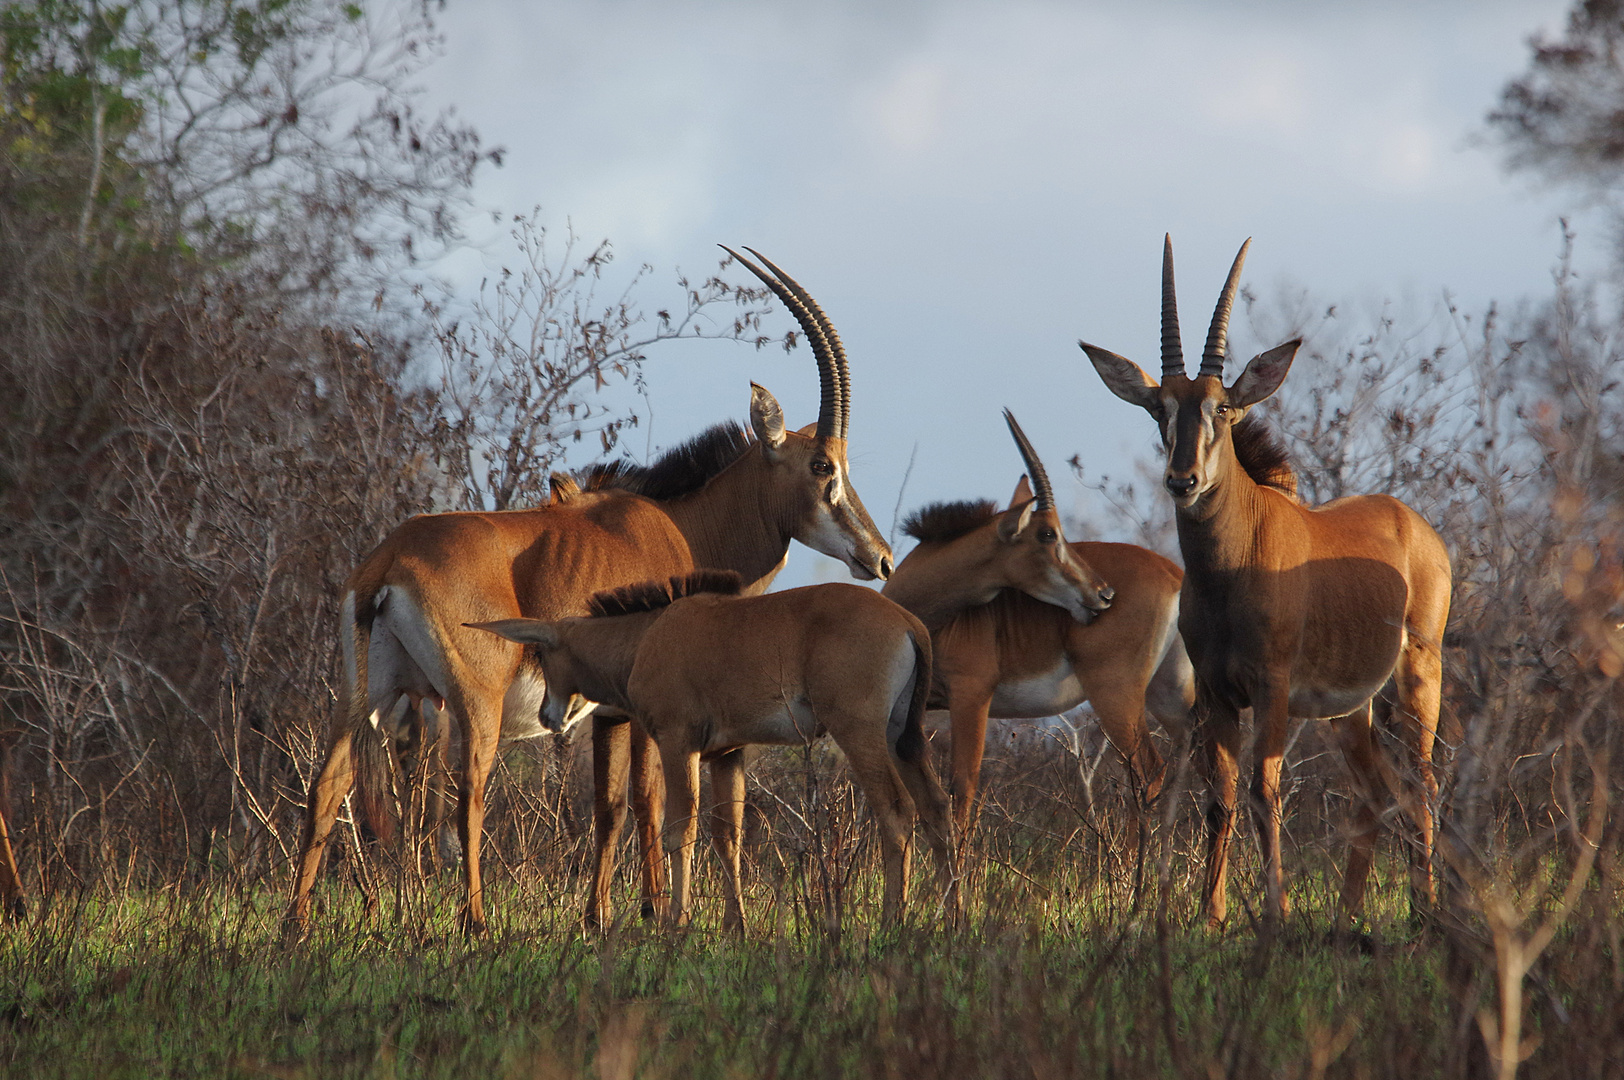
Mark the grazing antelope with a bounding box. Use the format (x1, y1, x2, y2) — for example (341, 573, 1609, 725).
(287, 250, 894, 935)
(883, 412, 1194, 837)
(1081, 236, 1452, 927)
(470, 571, 955, 931)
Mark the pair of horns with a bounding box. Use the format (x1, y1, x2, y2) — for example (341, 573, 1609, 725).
(1003, 409, 1055, 513)
(1160, 234, 1250, 381)
(722, 246, 851, 440)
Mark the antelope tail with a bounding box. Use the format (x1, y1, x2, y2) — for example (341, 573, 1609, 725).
(347, 588, 400, 847)
(893, 627, 935, 767)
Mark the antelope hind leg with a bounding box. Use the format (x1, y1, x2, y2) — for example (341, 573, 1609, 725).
(1330, 702, 1383, 926)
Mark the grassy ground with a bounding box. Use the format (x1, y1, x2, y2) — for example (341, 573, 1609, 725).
(0, 851, 1609, 1080)
(0, 742, 1617, 1079)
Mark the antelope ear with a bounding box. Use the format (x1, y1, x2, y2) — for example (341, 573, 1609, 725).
(1007, 474, 1034, 510)
(1080, 342, 1161, 413)
(995, 501, 1035, 544)
(1229, 339, 1301, 408)
(464, 619, 560, 649)
(749, 382, 787, 458)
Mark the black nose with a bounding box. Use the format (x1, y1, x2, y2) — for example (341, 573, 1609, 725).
(1097, 585, 1115, 606)
(878, 555, 894, 580)
(1165, 475, 1197, 497)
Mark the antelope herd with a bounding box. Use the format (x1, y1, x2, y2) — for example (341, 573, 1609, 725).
(277, 238, 1448, 934)
(0, 239, 1453, 936)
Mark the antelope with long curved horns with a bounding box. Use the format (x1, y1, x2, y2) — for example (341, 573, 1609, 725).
(470, 571, 955, 931)
(1081, 236, 1452, 927)
(286, 250, 894, 936)
(883, 411, 1194, 837)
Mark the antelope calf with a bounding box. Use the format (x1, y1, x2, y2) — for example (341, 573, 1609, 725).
(1082, 236, 1452, 927)
(472, 572, 955, 931)
(883, 412, 1194, 837)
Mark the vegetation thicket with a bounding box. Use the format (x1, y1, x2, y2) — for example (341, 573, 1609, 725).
(2, 1, 1623, 1078)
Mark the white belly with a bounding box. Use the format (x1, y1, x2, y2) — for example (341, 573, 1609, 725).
(990, 660, 1085, 719)
(708, 698, 823, 751)
(1287, 677, 1389, 721)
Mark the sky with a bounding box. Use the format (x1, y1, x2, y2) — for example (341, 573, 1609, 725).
(418, 0, 1585, 586)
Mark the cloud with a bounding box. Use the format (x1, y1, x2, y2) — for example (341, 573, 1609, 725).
(864, 58, 951, 159)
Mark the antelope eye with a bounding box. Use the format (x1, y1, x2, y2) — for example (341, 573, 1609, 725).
(1037, 528, 1058, 543)
(1214, 403, 1232, 417)
(810, 459, 833, 475)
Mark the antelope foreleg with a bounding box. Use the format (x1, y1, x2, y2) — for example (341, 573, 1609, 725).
(708, 749, 747, 934)
(630, 719, 670, 923)
(660, 746, 702, 929)
(586, 714, 632, 931)
(455, 697, 502, 936)
(947, 686, 995, 841)
(1249, 688, 1293, 923)
(1195, 698, 1243, 929)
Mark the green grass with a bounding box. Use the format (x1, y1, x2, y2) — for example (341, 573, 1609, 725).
(0, 866, 1506, 1080)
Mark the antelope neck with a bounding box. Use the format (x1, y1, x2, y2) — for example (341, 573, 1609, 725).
(884, 540, 1002, 631)
(564, 614, 660, 712)
(1172, 445, 1270, 576)
(660, 446, 796, 593)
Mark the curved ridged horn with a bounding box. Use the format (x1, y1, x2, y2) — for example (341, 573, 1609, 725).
(719, 245, 845, 439)
(1161, 234, 1184, 380)
(1003, 409, 1054, 512)
(743, 246, 851, 438)
(1201, 238, 1251, 378)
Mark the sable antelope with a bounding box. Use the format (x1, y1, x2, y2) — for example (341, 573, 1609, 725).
(287, 250, 894, 935)
(1082, 236, 1452, 926)
(471, 571, 955, 931)
(883, 412, 1194, 837)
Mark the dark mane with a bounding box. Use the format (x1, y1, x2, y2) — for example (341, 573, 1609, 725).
(1233, 415, 1298, 499)
(901, 499, 1000, 543)
(586, 569, 744, 618)
(578, 422, 754, 501)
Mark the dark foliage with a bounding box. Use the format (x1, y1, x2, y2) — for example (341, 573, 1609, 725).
(1489, 0, 1624, 191)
